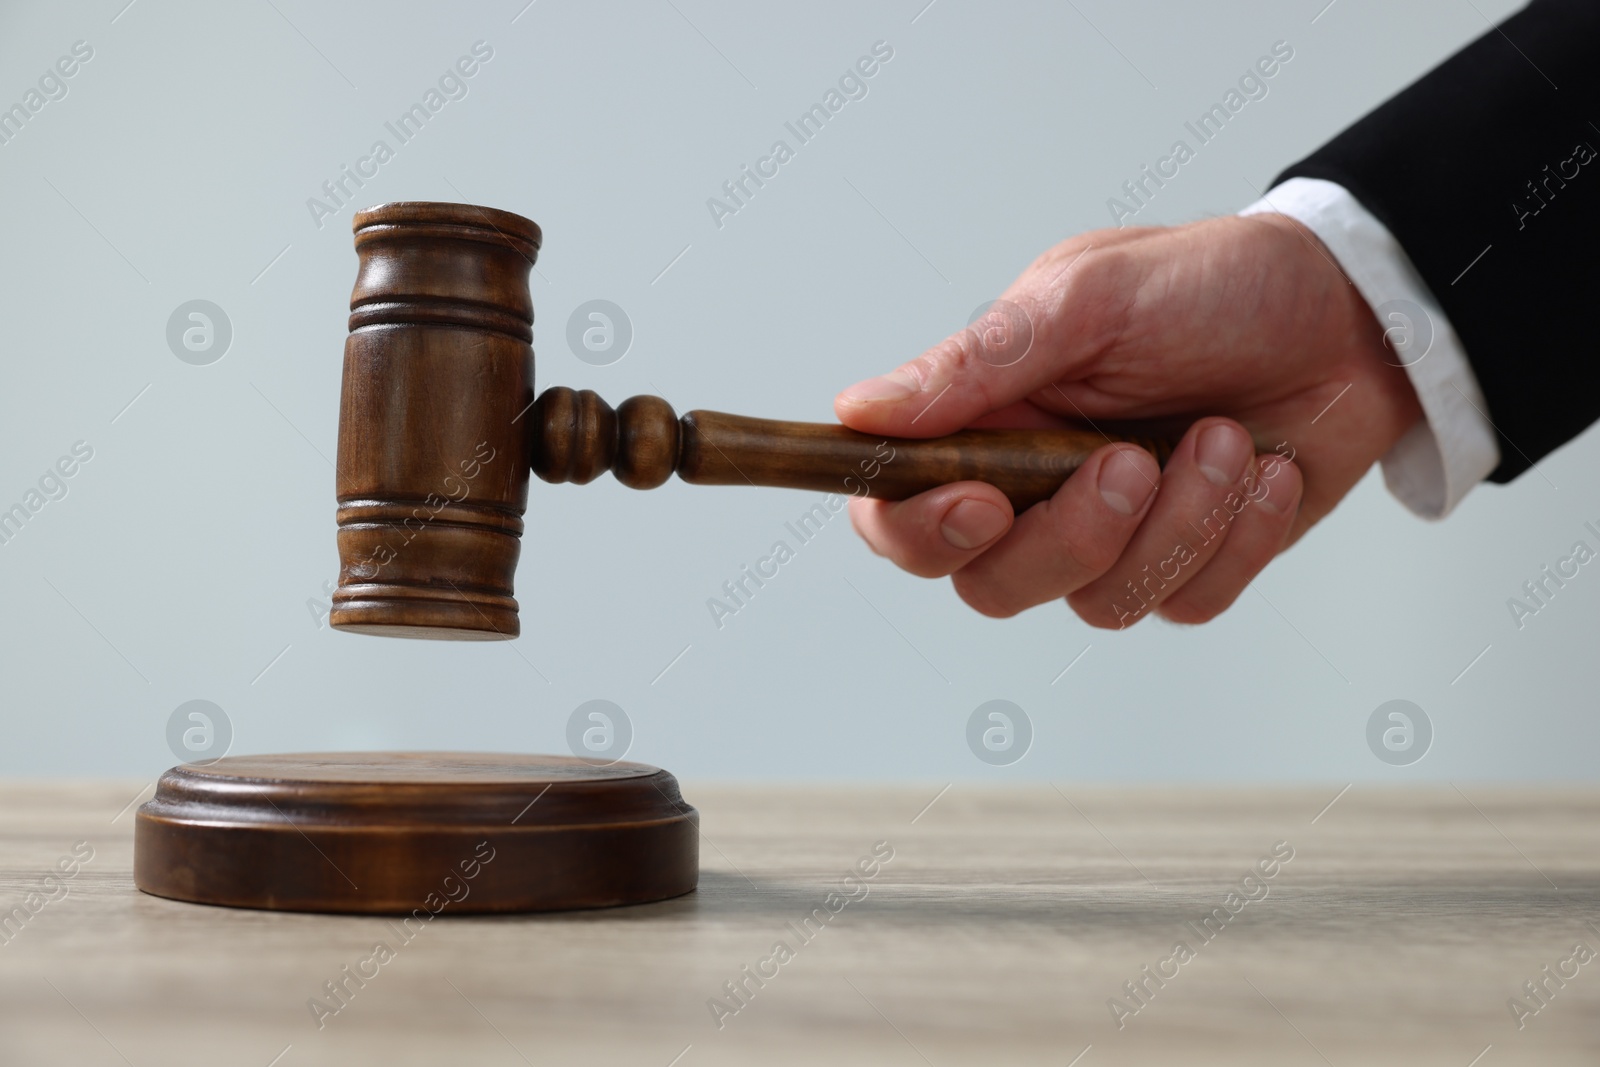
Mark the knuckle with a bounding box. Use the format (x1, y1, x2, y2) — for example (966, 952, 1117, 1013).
(1049, 246, 1139, 352)
(1067, 590, 1142, 630)
(951, 570, 1021, 619)
(1158, 589, 1237, 625)
(1025, 237, 1090, 279)
(1040, 500, 1123, 578)
(1062, 534, 1121, 578)
(922, 331, 987, 384)
(848, 508, 889, 558)
(871, 501, 971, 578)
(876, 531, 955, 579)
(899, 555, 956, 580)
(1155, 600, 1212, 625)
(897, 334, 1001, 415)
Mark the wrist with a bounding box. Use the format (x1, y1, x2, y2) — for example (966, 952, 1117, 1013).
(1253, 211, 1425, 454)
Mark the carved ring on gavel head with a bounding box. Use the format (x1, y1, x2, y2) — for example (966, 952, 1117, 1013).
(332, 202, 1177, 641)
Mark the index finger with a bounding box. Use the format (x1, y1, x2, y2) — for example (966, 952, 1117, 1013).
(833, 237, 1148, 438)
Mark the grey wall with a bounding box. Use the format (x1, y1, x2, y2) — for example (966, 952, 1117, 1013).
(4, 0, 1582, 784)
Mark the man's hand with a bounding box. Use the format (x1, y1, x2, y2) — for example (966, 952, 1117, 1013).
(834, 214, 1423, 627)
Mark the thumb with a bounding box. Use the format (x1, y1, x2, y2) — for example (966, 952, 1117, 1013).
(833, 240, 1135, 437)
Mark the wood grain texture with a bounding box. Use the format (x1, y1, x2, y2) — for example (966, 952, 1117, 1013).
(5, 782, 1599, 1064)
(332, 202, 540, 641)
(529, 388, 1177, 509)
(677, 409, 1174, 507)
(132, 753, 698, 914)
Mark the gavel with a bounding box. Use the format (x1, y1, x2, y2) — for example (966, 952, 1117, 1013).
(332, 202, 1175, 640)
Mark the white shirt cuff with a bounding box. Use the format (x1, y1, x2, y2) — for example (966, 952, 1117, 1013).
(1238, 177, 1500, 519)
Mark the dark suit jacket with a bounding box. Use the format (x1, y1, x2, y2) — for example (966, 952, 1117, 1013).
(1276, 0, 1599, 481)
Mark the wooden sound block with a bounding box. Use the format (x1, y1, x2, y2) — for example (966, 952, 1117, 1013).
(133, 752, 698, 914)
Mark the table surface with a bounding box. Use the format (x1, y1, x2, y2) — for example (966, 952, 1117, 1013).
(1, 781, 1597, 1066)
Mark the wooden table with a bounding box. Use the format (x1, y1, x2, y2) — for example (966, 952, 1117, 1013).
(2, 782, 1596, 1065)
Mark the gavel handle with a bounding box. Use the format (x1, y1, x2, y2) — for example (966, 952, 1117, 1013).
(530, 387, 1177, 512)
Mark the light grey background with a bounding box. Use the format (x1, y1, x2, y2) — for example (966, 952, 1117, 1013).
(1, 0, 1579, 783)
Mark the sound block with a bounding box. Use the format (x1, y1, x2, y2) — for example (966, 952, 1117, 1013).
(133, 752, 698, 914)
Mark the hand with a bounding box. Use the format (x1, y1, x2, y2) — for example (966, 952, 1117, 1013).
(834, 214, 1423, 627)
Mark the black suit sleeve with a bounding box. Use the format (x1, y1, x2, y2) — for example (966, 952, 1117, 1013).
(1274, 0, 1600, 482)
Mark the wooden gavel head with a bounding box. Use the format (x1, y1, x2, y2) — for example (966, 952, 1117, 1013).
(333, 202, 541, 640)
(333, 201, 1176, 641)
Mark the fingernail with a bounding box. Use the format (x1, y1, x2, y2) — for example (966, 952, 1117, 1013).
(841, 369, 917, 403)
(1098, 448, 1158, 515)
(941, 499, 1009, 550)
(1256, 463, 1299, 514)
(1196, 424, 1251, 486)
